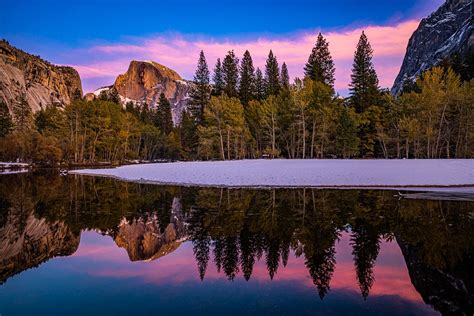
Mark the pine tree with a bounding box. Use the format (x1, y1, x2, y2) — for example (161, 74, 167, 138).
(212, 58, 224, 96)
(264, 50, 280, 97)
(335, 107, 359, 158)
(13, 94, 32, 131)
(280, 62, 290, 90)
(139, 102, 152, 124)
(158, 93, 173, 135)
(349, 32, 380, 113)
(155, 93, 173, 134)
(193, 235, 211, 281)
(254, 68, 266, 101)
(239, 50, 255, 106)
(222, 50, 239, 98)
(109, 87, 121, 104)
(179, 109, 198, 159)
(0, 99, 13, 137)
(304, 33, 335, 87)
(189, 50, 211, 124)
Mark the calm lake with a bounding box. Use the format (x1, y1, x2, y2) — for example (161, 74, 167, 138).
(0, 172, 473, 315)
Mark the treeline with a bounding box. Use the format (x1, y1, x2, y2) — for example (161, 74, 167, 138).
(0, 92, 180, 165)
(184, 32, 474, 159)
(0, 32, 473, 164)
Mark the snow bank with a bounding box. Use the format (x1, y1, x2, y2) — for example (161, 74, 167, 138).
(70, 159, 474, 189)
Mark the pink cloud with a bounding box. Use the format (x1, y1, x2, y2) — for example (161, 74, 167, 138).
(70, 20, 419, 94)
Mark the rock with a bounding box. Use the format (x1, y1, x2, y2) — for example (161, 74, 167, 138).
(84, 92, 96, 102)
(392, 0, 473, 94)
(0, 211, 80, 284)
(113, 198, 188, 262)
(398, 238, 474, 316)
(0, 40, 83, 113)
(98, 60, 193, 124)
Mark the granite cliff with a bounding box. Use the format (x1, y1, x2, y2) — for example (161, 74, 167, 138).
(89, 60, 192, 124)
(0, 40, 83, 113)
(392, 0, 473, 94)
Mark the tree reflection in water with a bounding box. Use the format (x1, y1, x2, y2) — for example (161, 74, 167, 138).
(0, 172, 473, 315)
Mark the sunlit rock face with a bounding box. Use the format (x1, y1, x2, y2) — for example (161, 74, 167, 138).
(0, 40, 83, 113)
(392, 0, 473, 94)
(0, 211, 80, 284)
(94, 60, 193, 124)
(113, 198, 188, 261)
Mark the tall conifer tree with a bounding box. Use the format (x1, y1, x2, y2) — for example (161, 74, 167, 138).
(264, 50, 280, 97)
(280, 62, 290, 90)
(212, 58, 224, 96)
(222, 50, 239, 98)
(239, 50, 255, 106)
(304, 33, 335, 87)
(254, 68, 266, 101)
(349, 32, 380, 113)
(155, 93, 173, 135)
(190, 50, 211, 124)
(0, 99, 13, 137)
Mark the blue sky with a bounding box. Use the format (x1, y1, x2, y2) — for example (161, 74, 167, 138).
(0, 0, 444, 94)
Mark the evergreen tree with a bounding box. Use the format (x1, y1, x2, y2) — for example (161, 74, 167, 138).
(139, 102, 152, 124)
(349, 32, 380, 113)
(189, 50, 211, 124)
(125, 101, 140, 118)
(154, 93, 173, 134)
(109, 87, 121, 104)
(0, 99, 13, 137)
(13, 94, 32, 131)
(335, 107, 359, 158)
(304, 33, 335, 87)
(193, 236, 211, 281)
(280, 62, 290, 90)
(212, 58, 224, 96)
(305, 247, 336, 300)
(264, 50, 280, 97)
(254, 68, 266, 101)
(222, 50, 239, 98)
(351, 224, 381, 300)
(179, 109, 198, 159)
(239, 50, 255, 106)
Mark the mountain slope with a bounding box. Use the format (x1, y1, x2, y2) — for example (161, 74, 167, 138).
(392, 0, 473, 94)
(0, 40, 83, 113)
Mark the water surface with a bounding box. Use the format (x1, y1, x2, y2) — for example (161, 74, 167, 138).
(0, 172, 472, 315)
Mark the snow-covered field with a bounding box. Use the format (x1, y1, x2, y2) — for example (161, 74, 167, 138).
(71, 159, 474, 189)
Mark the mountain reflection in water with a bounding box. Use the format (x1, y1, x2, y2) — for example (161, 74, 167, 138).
(0, 172, 472, 316)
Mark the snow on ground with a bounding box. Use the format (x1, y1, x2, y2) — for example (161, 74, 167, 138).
(70, 159, 474, 190)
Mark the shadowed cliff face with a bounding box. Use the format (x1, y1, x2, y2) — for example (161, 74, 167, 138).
(398, 240, 474, 316)
(392, 0, 473, 94)
(0, 40, 83, 113)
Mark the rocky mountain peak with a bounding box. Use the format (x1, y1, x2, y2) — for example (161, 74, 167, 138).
(391, 0, 473, 94)
(92, 60, 192, 124)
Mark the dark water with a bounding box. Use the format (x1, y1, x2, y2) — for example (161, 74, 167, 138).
(0, 172, 473, 316)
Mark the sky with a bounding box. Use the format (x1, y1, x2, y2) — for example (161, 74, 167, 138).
(1, 0, 444, 95)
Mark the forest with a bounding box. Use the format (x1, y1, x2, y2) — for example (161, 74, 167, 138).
(0, 32, 473, 164)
